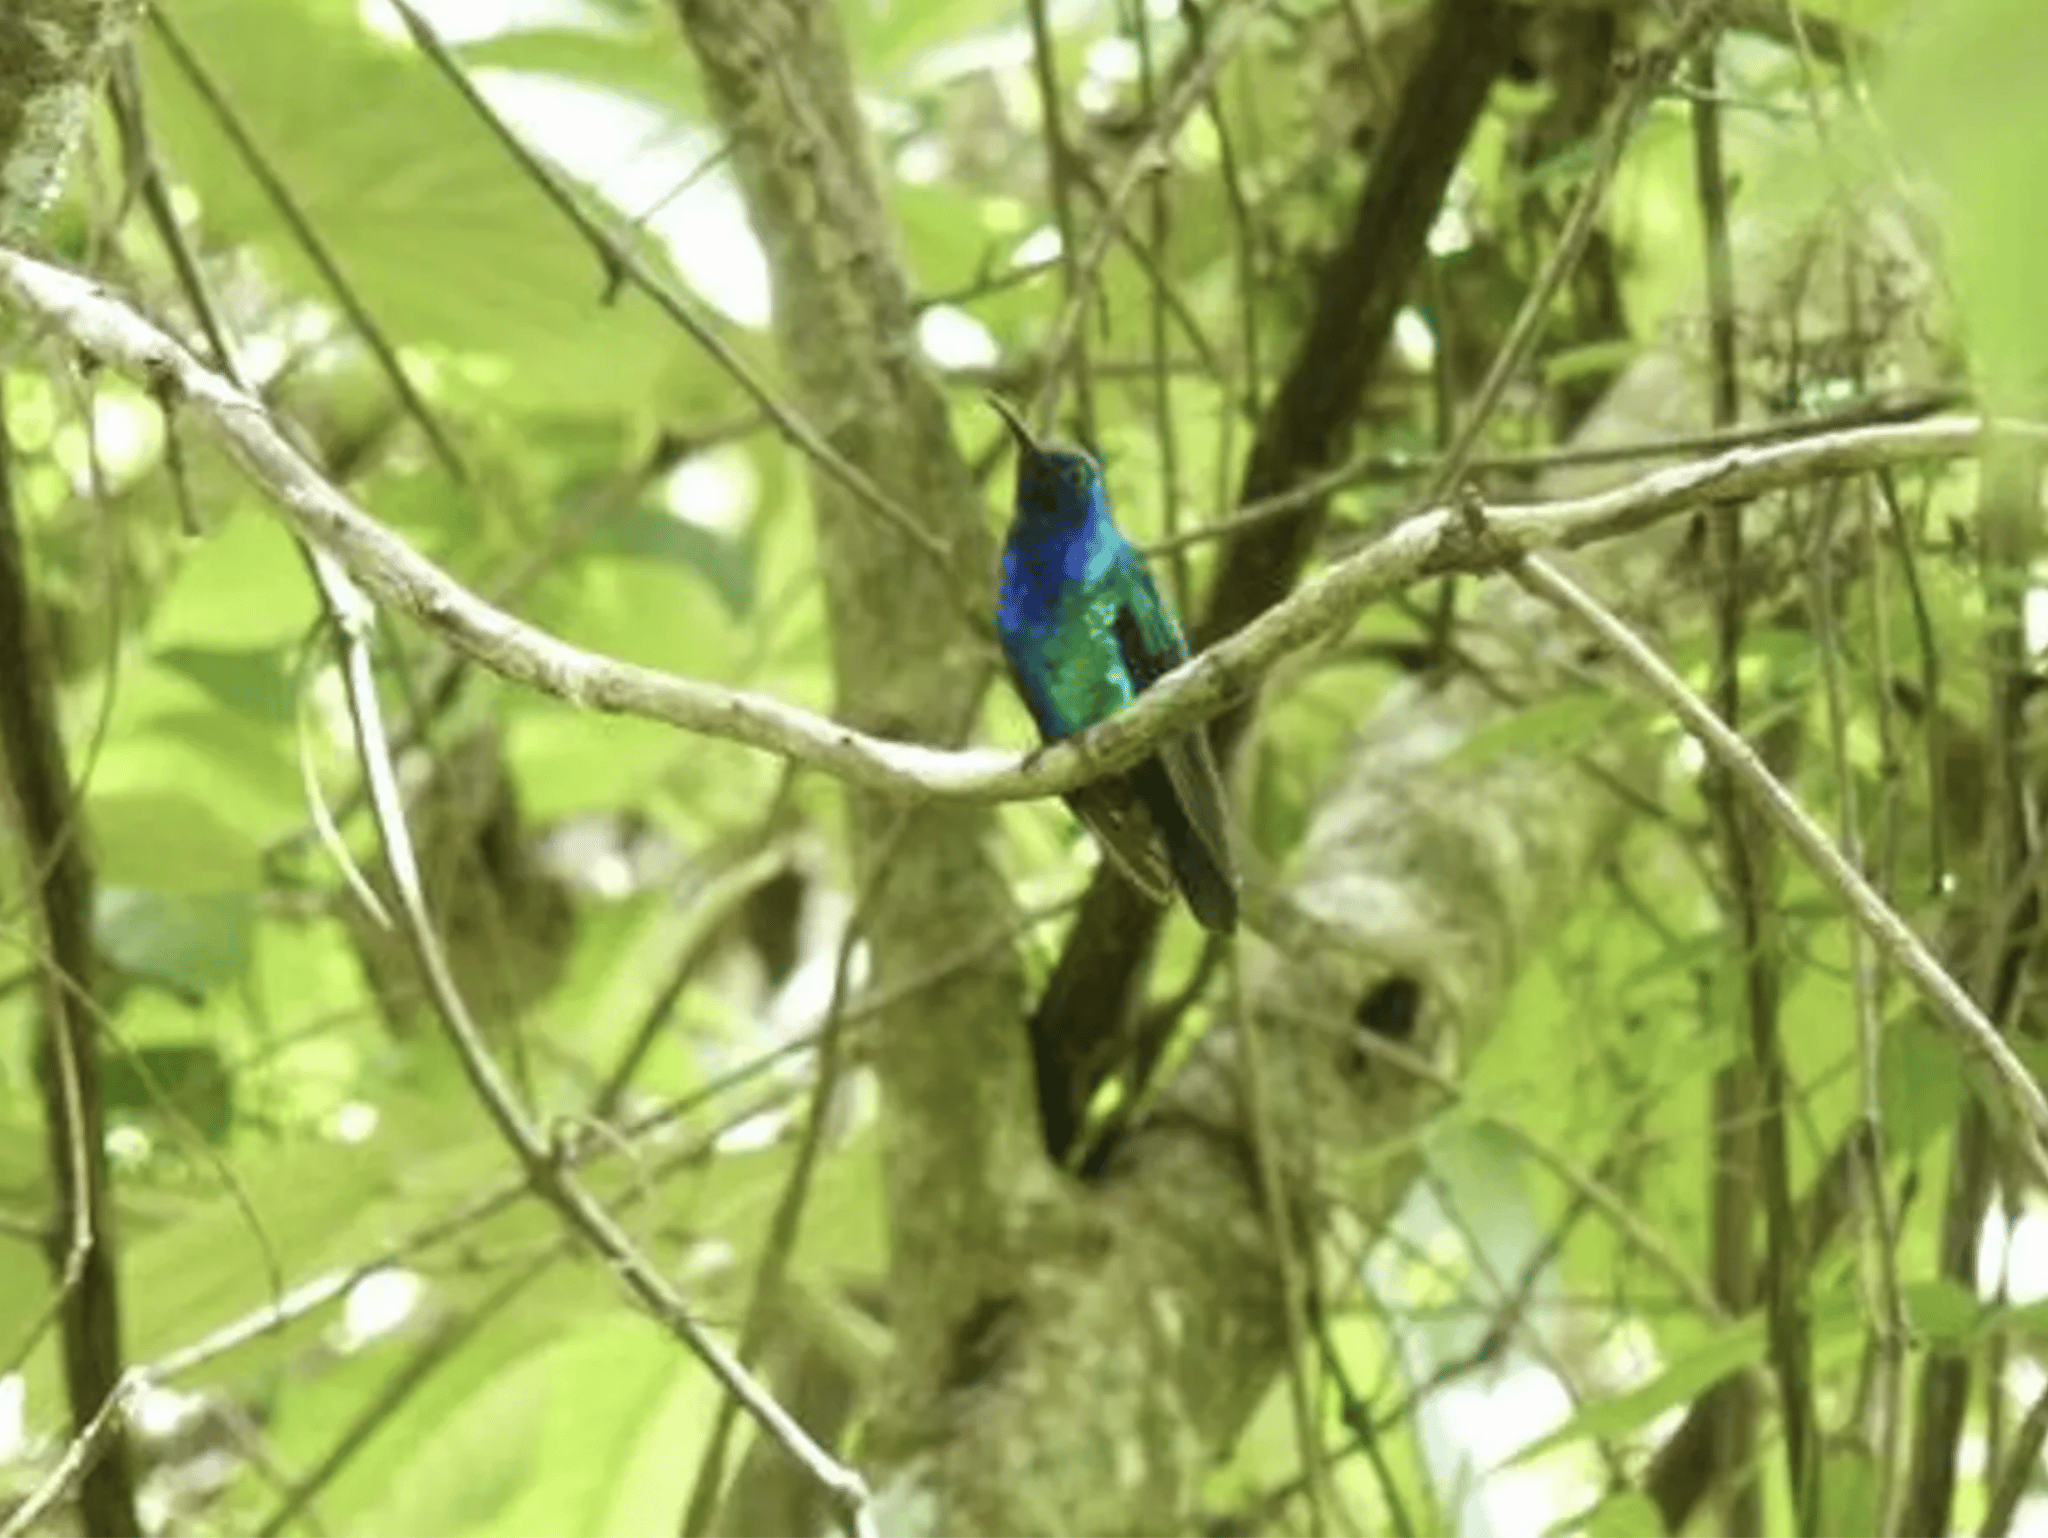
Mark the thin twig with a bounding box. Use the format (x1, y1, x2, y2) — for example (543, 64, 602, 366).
(1150, 391, 1963, 557)
(0, 375, 139, 1538)
(148, 9, 466, 483)
(1292, 1006, 1723, 1318)
(1688, 35, 1805, 1532)
(591, 840, 798, 1120)
(1425, 0, 1727, 503)
(1232, 955, 1331, 1534)
(1509, 548, 2048, 1174)
(1811, 491, 1909, 1532)
(1032, 0, 1266, 427)
(255, 1264, 551, 1537)
(1021, 0, 1095, 442)
(680, 811, 914, 1537)
(313, 541, 873, 1533)
(1980, 1373, 2048, 1538)
(1129, 0, 1189, 610)
(384, 0, 952, 575)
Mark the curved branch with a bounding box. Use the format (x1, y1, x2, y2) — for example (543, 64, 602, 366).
(0, 243, 2025, 804)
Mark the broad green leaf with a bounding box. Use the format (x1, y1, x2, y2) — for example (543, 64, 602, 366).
(845, 0, 1021, 79)
(1512, 1318, 1767, 1464)
(87, 791, 261, 892)
(528, 555, 743, 682)
(1903, 1276, 1982, 1345)
(154, 645, 299, 727)
(143, 0, 687, 413)
(891, 182, 1006, 294)
(349, 1330, 555, 1537)
(701, 1127, 888, 1280)
(1541, 337, 1641, 387)
(1880, 1010, 1965, 1157)
(149, 507, 315, 650)
(1820, 1443, 1880, 1538)
(99, 888, 259, 995)
(1451, 691, 1630, 771)
(491, 1318, 713, 1538)
(1578, 1491, 1667, 1538)
(102, 1041, 237, 1144)
(594, 1357, 718, 1538)
(248, 1262, 607, 1533)
(588, 506, 755, 619)
(91, 708, 306, 838)
(108, 1088, 511, 1360)
(505, 707, 679, 823)
(1880, 0, 2048, 406)
(457, 22, 700, 117)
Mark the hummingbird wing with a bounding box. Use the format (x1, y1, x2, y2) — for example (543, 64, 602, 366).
(1065, 782, 1176, 903)
(1111, 581, 1237, 886)
(1002, 651, 1175, 903)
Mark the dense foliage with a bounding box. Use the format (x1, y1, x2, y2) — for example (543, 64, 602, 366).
(4, 0, 2048, 1533)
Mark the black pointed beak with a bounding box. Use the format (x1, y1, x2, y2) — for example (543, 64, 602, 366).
(985, 393, 1041, 459)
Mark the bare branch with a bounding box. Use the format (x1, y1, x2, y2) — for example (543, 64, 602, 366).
(309, 540, 873, 1535)
(0, 242, 2025, 808)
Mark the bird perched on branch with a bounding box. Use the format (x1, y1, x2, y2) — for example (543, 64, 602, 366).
(989, 395, 1238, 933)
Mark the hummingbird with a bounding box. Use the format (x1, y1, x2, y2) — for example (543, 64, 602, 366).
(988, 396, 1238, 933)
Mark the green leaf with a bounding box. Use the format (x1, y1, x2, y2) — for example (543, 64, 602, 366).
(1879, 0, 2048, 406)
(356, 1313, 711, 1538)
(102, 1042, 237, 1144)
(843, 0, 1023, 79)
(1451, 691, 1628, 771)
(149, 508, 314, 651)
(154, 645, 299, 727)
(1541, 337, 1640, 387)
(143, 0, 686, 413)
(87, 791, 261, 893)
(1880, 1010, 1965, 1157)
(697, 1127, 888, 1280)
(1578, 1491, 1667, 1538)
(589, 507, 755, 618)
(98, 888, 259, 996)
(1904, 1276, 1983, 1345)
(506, 708, 679, 823)
(456, 22, 699, 117)
(1820, 1442, 1880, 1538)
(95, 708, 306, 838)
(531, 556, 742, 681)
(96, 1082, 516, 1395)
(1512, 1317, 1766, 1464)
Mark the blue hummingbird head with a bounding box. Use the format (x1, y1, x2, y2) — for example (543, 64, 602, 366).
(987, 395, 1106, 531)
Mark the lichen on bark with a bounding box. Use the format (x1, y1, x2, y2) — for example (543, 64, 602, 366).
(0, 0, 136, 237)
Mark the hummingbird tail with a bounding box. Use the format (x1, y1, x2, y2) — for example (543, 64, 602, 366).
(1165, 820, 1238, 934)
(1131, 754, 1239, 934)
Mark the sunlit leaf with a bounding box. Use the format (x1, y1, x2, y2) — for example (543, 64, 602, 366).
(1512, 1319, 1767, 1464)
(1880, 0, 2048, 405)
(1579, 1491, 1667, 1538)
(155, 644, 299, 727)
(143, 0, 689, 412)
(456, 22, 700, 117)
(87, 791, 261, 893)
